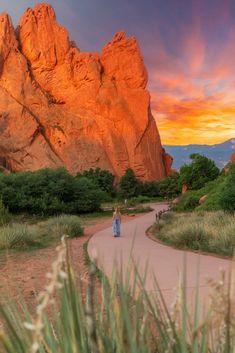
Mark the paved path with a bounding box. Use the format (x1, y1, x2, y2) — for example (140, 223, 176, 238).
(88, 203, 235, 312)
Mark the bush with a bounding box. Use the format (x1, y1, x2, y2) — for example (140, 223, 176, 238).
(0, 168, 103, 215)
(218, 166, 235, 213)
(137, 174, 181, 200)
(119, 168, 140, 198)
(179, 154, 220, 190)
(77, 168, 115, 196)
(174, 178, 223, 212)
(127, 195, 151, 206)
(0, 215, 84, 250)
(154, 211, 235, 256)
(0, 224, 40, 250)
(41, 215, 83, 238)
(173, 191, 201, 211)
(2, 238, 235, 353)
(197, 177, 225, 210)
(0, 199, 10, 226)
(138, 181, 161, 198)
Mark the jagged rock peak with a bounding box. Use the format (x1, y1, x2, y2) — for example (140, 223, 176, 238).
(0, 3, 172, 181)
(18, 3, 70, 69)
(101, 31, 148, 89)
(0, 12, 17, 46)
(20, 3, 56, 24)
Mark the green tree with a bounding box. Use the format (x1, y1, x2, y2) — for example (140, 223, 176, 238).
(158, 173, 181, 199)
(179, 154, 220, 190)
(139, 181, 160, 198)
(77, 168, 115, 196)
(0, 168, 102, 215)
(219, 166, 235, 213)
(119, 168, 140, 198)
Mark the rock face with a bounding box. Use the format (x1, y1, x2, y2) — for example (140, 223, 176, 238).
(0, 4, 172, 180)
(231, 153, 235, 164)
(199, 194, 208, 205)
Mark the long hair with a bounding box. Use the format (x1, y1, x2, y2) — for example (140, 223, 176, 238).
(114, 206, 121, 215)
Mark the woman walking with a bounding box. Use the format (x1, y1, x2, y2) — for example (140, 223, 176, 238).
(112, 206, 121, 237)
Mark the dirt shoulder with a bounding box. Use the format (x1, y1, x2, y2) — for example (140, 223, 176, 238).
(0, 214, 140, 310)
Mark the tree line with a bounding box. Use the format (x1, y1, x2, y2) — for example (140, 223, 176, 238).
(0, 153, 234, 215)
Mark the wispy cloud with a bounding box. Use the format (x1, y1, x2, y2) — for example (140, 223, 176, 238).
(147, 14, 235, 145)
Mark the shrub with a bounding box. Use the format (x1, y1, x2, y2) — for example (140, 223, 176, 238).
(127, 195, 151, 206)
(154, 211, 235, 256)
(0, 223, 40, 250)
(0, 215, 83, 250)
(158, 173, 181, 199)
(218, 166, 235, 213)
(138, 181, 161, 197)
(174, 178, 223, 212)
(119, 168, 140, 198)
(196, 176, 226, 211)
(77, 168, 115, 196)
(41, 215, 83, 238)
(173, 191, 201, 211)
(72, 177, 103, 213)
(0, 168, 103, 215)
(0, 199, 10, 226)
(179, 154, 220, 190)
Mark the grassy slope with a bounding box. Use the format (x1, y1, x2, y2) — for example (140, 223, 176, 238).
(153, 211, 235, 257)
(173, 174, 226, 212)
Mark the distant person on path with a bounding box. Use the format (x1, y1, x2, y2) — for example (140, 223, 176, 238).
(112, 206, 121, 237)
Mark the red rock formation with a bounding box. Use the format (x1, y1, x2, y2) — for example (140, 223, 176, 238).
(182, 184, 188, 194)
(162, 149, 174, 176)
(199, 194, 208, 205)
(0, 4, 172, 180)
(231, 153, 235, 164)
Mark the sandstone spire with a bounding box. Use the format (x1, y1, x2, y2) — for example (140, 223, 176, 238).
(0, 4, 172, 180)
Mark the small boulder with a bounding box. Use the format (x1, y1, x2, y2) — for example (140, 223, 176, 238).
(172, 197, 180, 205)
(182, 184, 188, 194)
(199, 194, 208, 205)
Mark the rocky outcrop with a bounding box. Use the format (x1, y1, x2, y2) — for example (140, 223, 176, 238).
(0, 4, 172, 180)
(182, 184, 188, 194)
(199, 194, 208, 205)
(231, 153, 235, 164)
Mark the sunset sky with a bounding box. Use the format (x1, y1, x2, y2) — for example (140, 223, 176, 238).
(1, 0, 235, 145)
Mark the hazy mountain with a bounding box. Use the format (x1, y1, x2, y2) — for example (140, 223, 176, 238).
(164, 138, 235, 170)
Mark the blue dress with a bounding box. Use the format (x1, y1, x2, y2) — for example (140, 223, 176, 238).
(113, 218, 121, 237)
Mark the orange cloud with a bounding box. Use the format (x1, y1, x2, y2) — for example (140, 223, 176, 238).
(148, 29, 235, 145)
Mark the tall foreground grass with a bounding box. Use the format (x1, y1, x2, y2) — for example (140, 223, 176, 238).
(1, 238, 235, 352)
(154, 211, 235, 256)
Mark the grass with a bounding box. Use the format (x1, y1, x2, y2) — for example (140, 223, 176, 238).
(0, 200, 11, 226)
(0, 224, 41, 250)
(83, 237, 103, 280)
(123, 205, 153, 214)
(0, 202, 152, 252)
(0, 237, 235, 352)
(153, 211, 235, 256)
(102, 196, 163, 209)
(0, 215, 84, 251)
(39, 215, 84, 239)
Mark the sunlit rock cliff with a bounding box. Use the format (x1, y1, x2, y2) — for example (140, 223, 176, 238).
(0, 4, 172, 180)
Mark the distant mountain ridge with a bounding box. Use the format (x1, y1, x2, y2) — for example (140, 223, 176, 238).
(164, 138, 235, 170)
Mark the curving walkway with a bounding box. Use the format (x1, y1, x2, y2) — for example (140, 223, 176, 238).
(88, 203, 235, 311)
